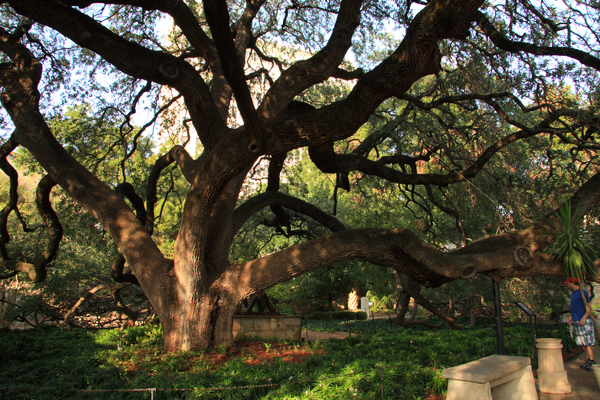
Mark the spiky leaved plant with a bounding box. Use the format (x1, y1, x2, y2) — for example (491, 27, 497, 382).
(545, 200, 599, 338)
(545, 201, 598, 279)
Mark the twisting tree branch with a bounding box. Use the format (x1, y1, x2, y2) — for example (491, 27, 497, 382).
(0, 175, 62, 282)
(474, 11, 600, 71)
(111, 182, 150, 285)
(234, 192, 346, 234)
(119, 80, 153, 182)
(396, 272, 462, 329)
(0, 137, 19, 261)
(266, 152, 292, 235)
(32, 175, 63, 281)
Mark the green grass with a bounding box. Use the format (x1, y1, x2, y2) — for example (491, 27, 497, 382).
(0, 322, 573, 399)
(304, 315, 396, 334)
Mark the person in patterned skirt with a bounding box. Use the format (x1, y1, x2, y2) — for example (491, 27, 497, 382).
(565, 277, 596, 371)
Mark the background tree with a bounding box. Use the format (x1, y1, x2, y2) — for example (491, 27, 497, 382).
(2, 0, 600, 351)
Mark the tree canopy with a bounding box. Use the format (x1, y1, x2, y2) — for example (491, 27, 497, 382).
(2, 0, 600, 350)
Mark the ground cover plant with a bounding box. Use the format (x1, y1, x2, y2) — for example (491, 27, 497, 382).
(1, 323, 572, 399)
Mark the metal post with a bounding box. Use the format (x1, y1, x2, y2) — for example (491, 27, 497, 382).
(301, 316, 308, 341)
(493, 280, 505, 354)
(530, 314, 537, 367)
(514, 301, 537, 364)
(380, 367, 385, 400)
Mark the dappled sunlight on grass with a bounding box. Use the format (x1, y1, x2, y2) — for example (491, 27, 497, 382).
(1, 322, 573, 399)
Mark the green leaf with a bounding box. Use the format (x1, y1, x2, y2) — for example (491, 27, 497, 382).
(544, 199, 598, 279)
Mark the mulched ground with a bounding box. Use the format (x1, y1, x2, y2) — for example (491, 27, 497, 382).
(423, 394, 445, 400)
(215, 341, 324, 367)
(118, 340, 323, 376)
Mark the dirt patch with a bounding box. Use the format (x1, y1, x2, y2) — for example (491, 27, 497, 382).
(118, 340, 323, 376)
(423, 392, 445, 400)
(232, 341, 322, 366)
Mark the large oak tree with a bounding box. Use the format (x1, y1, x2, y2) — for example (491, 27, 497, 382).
(1, 0, 600, 350)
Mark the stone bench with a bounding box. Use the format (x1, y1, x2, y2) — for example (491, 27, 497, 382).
(442, 355, 538, 400)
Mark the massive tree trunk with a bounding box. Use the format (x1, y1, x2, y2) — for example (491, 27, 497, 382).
(161, 288, 240, 351)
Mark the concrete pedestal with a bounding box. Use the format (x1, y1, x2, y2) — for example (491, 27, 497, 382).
(592, 364, 600, 389)
(535, 338, 571, 394)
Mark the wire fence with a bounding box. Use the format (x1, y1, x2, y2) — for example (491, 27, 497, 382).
(1, 381, 309, 400)
(1, 376, 392, 400)
(63, 382, 295, 399)
(1, 372, 402, 400)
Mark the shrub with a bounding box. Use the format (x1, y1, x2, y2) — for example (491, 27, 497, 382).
(304, 310, 367, 321)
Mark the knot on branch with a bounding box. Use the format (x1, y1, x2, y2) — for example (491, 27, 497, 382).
(247, 128, 267, 154)
(0, 92, 14, 107)
(461, 265, 476, 279)
(79, 30, 92, 44)
(514, 246, 533, 268)
(159, 61, 180, 80)
(248, 140, 260, 153)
